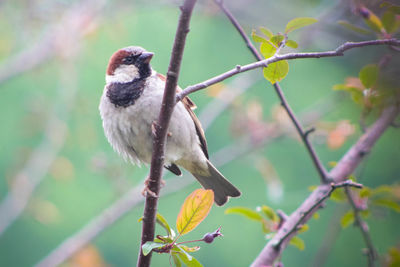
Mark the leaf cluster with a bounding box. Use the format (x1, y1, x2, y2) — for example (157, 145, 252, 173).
(141, 189, 217, 267)
(251, 17, 317, 84)
(225, 205, 313, 251)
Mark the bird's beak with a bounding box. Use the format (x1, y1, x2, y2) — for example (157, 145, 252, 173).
(139, 52, 154, 64)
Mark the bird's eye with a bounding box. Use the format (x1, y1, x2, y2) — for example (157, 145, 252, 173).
(124, 55, 138, 64)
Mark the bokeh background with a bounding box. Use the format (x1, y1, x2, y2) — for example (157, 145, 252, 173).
(0, 0, 399, 266)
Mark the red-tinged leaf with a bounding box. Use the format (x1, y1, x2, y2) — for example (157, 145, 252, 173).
(225, 207, 263, 221)
(179, 245, 200, 253)
(176, 189, 214, 235)
(285, 17, 317, 33)
(341, 210, 355, 228)
(290, 236, 305, 250)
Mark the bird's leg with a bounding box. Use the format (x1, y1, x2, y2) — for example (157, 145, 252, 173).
(141, 176, 166, 197)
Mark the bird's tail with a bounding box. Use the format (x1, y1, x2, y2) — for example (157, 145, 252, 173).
(193, 160, 241, 206)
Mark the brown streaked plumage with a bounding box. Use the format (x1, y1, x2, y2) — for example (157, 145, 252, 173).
(99, 46, 240, 205)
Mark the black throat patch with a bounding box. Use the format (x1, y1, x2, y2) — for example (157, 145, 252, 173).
(106, 78, 146, 108)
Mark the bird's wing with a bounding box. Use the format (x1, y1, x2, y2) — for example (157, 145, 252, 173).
(156, 73, 209, 159)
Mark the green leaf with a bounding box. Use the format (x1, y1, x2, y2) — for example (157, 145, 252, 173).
(142, 241, 166, 256)
(382, 11, 397, 33)
(225, 207, 263, 221)
(286, 40, 298, 48)
(340, 210, 355, 228)
(330, 188, 347, 202)
(338, 20, 372, 35)
(313, 212, 320, 220)
(261, 219, 273, 234)
(259, 205, 279, 222)
(251, 30, 268, 43)
(155, 235, 173, 243)
(388, 6, 400, 14)
(290, 236, 305, 251)
(263, 60, 289, 84)
(372, 185, 393, 195)
(308, 185, 317, 192)
(359, 64, 379, 88)
(172, 254, 182, 267)
(351, 91, 364, 105)
(328, 161, 338, 167)
(285, 17, 317, 33)
(176, 189, 214, 235)
(259, 26, 273, 38)
(298, 224, 309, 234)
(359, 187, 372, 198)
(270, 34, 284, 46)
(176, 247, 203, 267)
(260, 41, 277, 59)
(360, 210, 370, 219)
(156, 213, 173, 237)
(372, 198, 400, 212)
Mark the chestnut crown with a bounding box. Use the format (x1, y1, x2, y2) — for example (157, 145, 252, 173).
(106, 46, 154, 82)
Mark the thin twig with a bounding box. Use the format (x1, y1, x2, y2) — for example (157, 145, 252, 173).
(274, 180, 363, 249)
(345, 187, 378, 267)
(176, 38, 400, 101)
(211, 0, 329, 183)
(252, 105, 400, 266)
(137, 1, 197, 266)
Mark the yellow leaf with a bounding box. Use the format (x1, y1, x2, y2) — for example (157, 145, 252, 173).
(176, 189, 214, 235)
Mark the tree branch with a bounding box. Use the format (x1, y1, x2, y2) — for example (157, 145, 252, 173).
(252, 105, 400, 266)
(137, 1, 197, 266)
(211, 0, 329, 183)
(176, 38, 400, 101)
(345, 187, 378, 267)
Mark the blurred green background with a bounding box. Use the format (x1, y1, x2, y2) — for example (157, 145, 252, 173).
(0, 0, 399, 266)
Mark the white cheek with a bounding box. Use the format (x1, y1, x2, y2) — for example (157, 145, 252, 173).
(106, 65, 140, 83)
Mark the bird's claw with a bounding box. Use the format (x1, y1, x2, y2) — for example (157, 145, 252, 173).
(141, 177, 165, 197)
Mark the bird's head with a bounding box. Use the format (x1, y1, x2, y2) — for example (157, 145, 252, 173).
(106, 46, 154, 84)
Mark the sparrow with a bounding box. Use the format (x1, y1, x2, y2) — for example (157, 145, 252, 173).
(99, 46, 241, 206)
